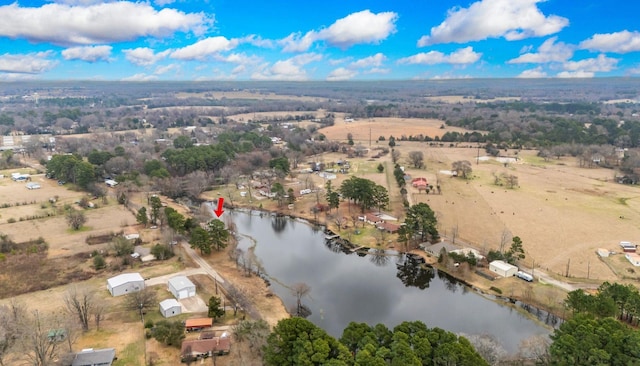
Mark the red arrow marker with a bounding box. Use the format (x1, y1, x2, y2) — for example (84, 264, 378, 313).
(214, 198, 225, 217)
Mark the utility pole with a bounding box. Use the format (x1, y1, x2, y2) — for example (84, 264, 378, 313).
(587, 260, 590, 279)
(565, 258, 571, 277)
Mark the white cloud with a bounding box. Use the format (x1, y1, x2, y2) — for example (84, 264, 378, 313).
(418, 0, 568, 46)
(231, 65, 246, 75)
(350, 53, 386, 68)
(251, 53, 321, 81)
(237, 35, 275, 48)
(327, 67, 358, 81)
(508, 37, 573, 63)
(517, 67, 548, 78)
(170, 37, 233, 61)
(61, 45, 112, 62)
(0, 51, 57, 74)
(214, 53, 261, 65)
(364, 67, 390, 75)
(579, 30, 640, 53)
(557, 70, 594, 78)
(279, 10, 397, 52)
(154, 0, 176, 6)
(562, 54, 618, 72)
(154, 64, 178, 75)
(430, 73, 472, 80)
(0, 2, 209, 46)
(329, 57, 351, 66)
(123, 47, 171, 66)
(121, 73, 158, 81)
(398, 47, 481, 65)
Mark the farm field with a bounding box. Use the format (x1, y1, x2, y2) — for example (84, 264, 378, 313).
(318, 117, 640, 282)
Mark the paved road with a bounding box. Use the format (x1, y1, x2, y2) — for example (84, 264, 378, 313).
(144, 267, 207, 286)
(180, 242, 225, 284)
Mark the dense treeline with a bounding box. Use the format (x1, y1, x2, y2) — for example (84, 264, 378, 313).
(263, 317, 488, 366)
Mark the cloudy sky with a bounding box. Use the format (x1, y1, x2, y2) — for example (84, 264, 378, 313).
(1, 0, 640, 81)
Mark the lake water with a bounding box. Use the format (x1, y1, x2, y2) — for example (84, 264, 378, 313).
(223, 208, 551, 353)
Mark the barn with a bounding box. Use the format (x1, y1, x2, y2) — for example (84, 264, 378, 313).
(159, 299, 182, 318)
(106, 273, 145, 297)
(489, 260, 518, 278)
(168, 275, 196, 300)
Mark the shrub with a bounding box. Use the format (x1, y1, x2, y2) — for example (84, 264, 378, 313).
(490, 286, 502, 294)
(93, 254, 106, 270)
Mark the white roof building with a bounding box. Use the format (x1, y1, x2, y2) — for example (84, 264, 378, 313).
(106, 273, 145, 297)
(159, 299, 182, 318)
(167, 275, 196, 300)
(489, 260, 518, 278)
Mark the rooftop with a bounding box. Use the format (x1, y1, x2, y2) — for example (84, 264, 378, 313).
(72, 348, 116, 366)
(159, 299, 181, 310)
(168, 275, 195, 291)
(107, 273, 143, 288)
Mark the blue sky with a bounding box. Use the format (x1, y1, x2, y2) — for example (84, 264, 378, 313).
(1, 0, 640, 81)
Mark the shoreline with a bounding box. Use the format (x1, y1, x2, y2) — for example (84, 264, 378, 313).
(221, 202, 565, 330)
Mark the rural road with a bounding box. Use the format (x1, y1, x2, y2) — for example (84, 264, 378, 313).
(180, 242, 225, 284)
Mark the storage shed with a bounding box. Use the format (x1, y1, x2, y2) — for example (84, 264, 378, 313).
(185, 318, 213, 332)
(106, 273, 145, 297)
(489, 260, 518, 278)
(168, 275, 196, 300)
(159, 299, 182, 318)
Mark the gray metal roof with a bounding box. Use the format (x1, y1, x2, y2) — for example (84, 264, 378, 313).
(168, 275, 195, 291)
(106, 273, 144, 288)
(159, 298, 181, 311)
(72, 348, 116, 366)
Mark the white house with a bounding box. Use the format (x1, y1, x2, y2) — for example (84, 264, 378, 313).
(105, 179, 118, 187)
(626, 253, 640, 267)
(106, 273, 145, 297)
(25, 182, 41, 190)
(167, 275, 196, 300)
(489, 260, 518, 278)
(159, 299, 182, 318)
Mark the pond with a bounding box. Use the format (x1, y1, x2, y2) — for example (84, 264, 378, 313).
(222, 208, 553, 354)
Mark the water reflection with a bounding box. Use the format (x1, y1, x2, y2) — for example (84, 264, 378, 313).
(271, 214, 288, 233)
(222, 208, 551, 353)
(396, 254, 435, 289)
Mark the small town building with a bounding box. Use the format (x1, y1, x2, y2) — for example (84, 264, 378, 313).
(185, 318, 213, 332)
(168, 275, 196, 300)
(71, 348, 116, 366)
(626, 253, 640, 267)
(620, 241, 637, 253)
(159, 299, 182, 318)
(377, 221, 401, 234)
(180, 335, 231, 361)
(489, 260, 518, 277)
(422, 241, 460, 256)
(26, 182, 41, 189)
(106, 273, 145, 297)
(104, 179, 118, 187)
(596, 248, 610, 258)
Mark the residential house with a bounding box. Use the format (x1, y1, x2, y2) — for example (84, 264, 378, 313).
(180, 336, 231, 361)
(168, 275, 196, 300)
(70, 348, 116, 366)
(377, 221, 400, 234)
(626, 253, 640, 267)
(106, 273, 145, 297)
(159, 299, 182, 318)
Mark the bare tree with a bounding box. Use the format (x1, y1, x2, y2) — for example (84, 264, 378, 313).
(499, 228, 512, 253)
(462, 333, 507, 366)
(291, 282, 311, 317)
(18, 311, 63, 366)
(65, 209, 86, 230)
(503, 173, 519, 189)
(63, 286, 95, 332)
(518, 334, 551, 365)
(184, 171, 212, 199)
(0, 300, 26, 366)
(452, 160, 473, 179)
(407, 151, 425, 168)
(94, 303, 105, 331)
(391, 149, 401, 164)
(124, 288, 157, 321)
